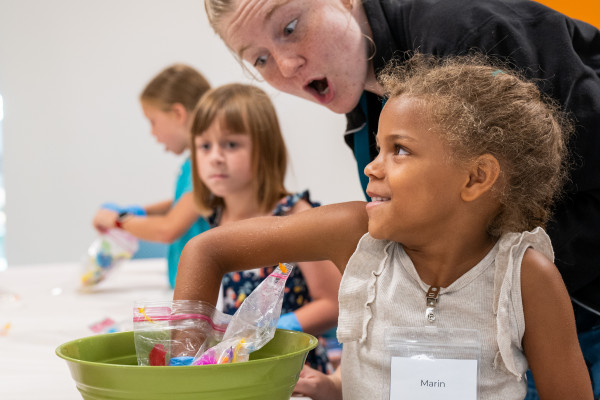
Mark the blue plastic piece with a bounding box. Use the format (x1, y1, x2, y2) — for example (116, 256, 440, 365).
(95, 251, 113, 268)
(169, 356, 194, 366)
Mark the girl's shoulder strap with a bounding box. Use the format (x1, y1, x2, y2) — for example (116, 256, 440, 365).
(207, 206, 222, 227)
(272, 190, 320, 216)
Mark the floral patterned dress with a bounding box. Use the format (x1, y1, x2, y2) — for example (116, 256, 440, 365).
(209, 191, 332, 373)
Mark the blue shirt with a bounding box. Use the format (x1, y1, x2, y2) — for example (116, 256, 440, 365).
(167, 157, 209, 288)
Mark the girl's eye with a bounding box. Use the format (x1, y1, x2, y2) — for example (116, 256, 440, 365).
(394, 144, 409, 156)
(283, 19, 297, 36)
(254, 55, 268, 68)
(225, 141, 239, 149)
(197, 143, 210, 151)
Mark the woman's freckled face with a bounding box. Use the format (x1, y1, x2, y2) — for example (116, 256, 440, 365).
(221, 0, 370, 114)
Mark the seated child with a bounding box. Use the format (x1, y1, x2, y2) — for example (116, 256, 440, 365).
(173, 54, 593, 399)
(93, 64, 210, 288)
(188, 83, 341, 372)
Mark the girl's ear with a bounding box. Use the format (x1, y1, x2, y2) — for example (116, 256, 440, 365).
(170, 103, 188, 125)
(461, 154, 501, 202)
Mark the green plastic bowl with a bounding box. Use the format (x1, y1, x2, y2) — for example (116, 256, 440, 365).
(56, 329, 317, 400)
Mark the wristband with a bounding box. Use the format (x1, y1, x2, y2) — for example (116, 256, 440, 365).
(122, 205, 146, 216)
(100, 203, 146, 216)
(115, 211, 130, 229)
(277, 312, 303, 332)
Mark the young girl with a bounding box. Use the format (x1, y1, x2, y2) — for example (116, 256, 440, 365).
(188, 83, 341, 372)
(174, 55, 593, 399)
(93, 64, 210, 288)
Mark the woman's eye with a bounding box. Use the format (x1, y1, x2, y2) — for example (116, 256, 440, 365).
(254, 55, 268, 68)
(283, 19, 297, 36)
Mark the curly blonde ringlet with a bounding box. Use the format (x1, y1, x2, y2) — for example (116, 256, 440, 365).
(189, 83, 289, 216)
(379, 53, 573, 237)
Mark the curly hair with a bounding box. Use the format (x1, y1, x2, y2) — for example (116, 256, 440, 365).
(378, 53, 573, 236)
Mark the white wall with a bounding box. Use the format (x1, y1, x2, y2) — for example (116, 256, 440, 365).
(0, 1, 364, 265)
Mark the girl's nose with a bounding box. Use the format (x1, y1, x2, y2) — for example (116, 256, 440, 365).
(209, 146, 225, 164)
(275, 53, 305, 78)
(364, 154, 384, 181)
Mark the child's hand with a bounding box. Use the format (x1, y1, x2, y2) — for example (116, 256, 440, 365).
(293, 364, 342, 400)
(92, 209, 118, 233)
(277, 312, 302, 331)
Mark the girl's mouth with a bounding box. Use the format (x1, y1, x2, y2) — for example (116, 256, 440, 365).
(305, 78, 333, 103)
(210, 174, 228, 180)
(366, 188, 390, 206)
(365, 196, 390, 210)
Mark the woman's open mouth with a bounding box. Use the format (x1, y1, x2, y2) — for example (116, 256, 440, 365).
(305, 78, 333, 103)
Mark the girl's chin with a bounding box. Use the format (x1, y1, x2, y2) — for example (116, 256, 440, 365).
(366, 226, 386, 240)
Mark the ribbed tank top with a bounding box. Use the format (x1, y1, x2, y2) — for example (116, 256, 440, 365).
(337, 228, 553, 400)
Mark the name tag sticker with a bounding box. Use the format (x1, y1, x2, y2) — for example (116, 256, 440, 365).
(389, 356, 477, 400)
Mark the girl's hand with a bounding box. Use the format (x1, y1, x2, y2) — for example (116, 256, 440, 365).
(92, 209, 118, 233)
(293, 364, 342, 400)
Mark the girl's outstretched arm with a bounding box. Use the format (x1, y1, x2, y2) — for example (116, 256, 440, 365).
(521, 248, 593, 400)
(143, 199, 172, 215)
(92, 193, 201, 243)
(173, 201, 368, 305)
(113, 193, 202, 243)
(283, 198, 342, 336)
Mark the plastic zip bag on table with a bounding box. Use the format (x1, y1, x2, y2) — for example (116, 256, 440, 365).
(80, 229, 139, 287)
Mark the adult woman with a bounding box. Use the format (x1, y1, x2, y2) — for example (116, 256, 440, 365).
(202, 0, 600, 398)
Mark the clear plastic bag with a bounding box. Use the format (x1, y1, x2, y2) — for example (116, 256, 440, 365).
(193, 263, 293, 365)
(80, 229, 139, 287)
(133, 300, 232, 366)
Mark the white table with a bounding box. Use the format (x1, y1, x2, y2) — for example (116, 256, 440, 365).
(0, 259, 311, 399)
(0, 259, 176, 399)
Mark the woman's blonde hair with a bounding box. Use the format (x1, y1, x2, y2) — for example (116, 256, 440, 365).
(204, 0, 358, 37)
(379, 53, 573, 236)
(140, 64, 210, 112)
(190, 83, 289, 215)
(205, 0, 247, 39)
